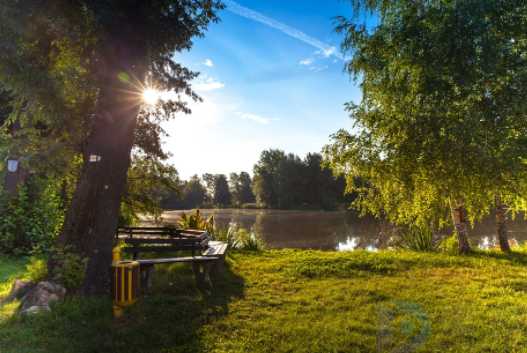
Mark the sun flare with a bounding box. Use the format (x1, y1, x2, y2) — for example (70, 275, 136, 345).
(142, 89, 159, 105)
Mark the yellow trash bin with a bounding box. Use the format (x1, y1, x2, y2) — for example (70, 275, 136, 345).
(110, 248, 140, 317)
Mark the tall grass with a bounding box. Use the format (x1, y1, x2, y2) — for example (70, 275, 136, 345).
(391, 225, 441, 252)
(176, 207, 214, 235)
(213, 223, 265, 251)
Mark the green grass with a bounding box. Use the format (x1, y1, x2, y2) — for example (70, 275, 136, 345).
(2, 249, 527, 352)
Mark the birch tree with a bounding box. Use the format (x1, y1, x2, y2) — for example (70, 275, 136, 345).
(323, 0, 527, 253)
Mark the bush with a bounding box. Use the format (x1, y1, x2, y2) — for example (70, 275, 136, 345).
(0, 178, 65, 256)
(27, 246, 48, 284)
(177, 208, 214, 236)
(213, 223, 265, 251)
(440, 234, 460, 254)
(50, 245, 88, 292)
(390, 224, 441, 252)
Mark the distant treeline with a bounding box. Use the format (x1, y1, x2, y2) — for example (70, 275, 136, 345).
(156, 149, 356, 211)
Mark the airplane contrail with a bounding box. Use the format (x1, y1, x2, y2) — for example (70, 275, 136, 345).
(223, 0, 348, 62)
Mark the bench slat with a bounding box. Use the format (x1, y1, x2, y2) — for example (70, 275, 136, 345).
(137, 256, 213, 265)
(123, 245, 207, 253)
(124, 232, 208, 245)
(202, 243, 228, 257)
(118, 226, 176, 231)
(116, 227, 207, 239)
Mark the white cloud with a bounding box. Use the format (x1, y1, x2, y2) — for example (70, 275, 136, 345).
(300, 59, 313, 65)
(224, 0, 349, 62)
(322, 47, 338, 58)
(310, 65, 328, 73)
(203, 59, 214, 67)
(236, 112, 277, 124)
(314, 47, 338, 58)
(193, 76, 225, 91)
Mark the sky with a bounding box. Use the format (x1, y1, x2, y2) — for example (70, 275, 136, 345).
(162, 0, 362, 180)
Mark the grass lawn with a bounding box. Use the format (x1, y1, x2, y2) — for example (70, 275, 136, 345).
(1, 248, 527, 352)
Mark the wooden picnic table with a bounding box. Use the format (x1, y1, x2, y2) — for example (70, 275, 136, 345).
(115, 226, 227, 288)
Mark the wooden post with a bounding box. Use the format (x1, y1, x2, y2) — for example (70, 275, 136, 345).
(193, 262, 211, 284)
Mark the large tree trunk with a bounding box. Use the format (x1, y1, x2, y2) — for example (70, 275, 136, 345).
(51, 94, 139, 294)
(494, 193, 511, 252)
(3, 122, 30, 197)
(49, 33, 144, 294)
(449, 196, 471, 254)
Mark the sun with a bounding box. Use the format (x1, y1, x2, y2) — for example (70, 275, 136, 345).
(142, 89, 159, 105)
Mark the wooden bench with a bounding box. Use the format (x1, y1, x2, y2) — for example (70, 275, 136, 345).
(115, 226, 228, 288)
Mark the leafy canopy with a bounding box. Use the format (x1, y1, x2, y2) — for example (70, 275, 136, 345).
(0, 0, 224, 175)
(324, 0, 527, 227)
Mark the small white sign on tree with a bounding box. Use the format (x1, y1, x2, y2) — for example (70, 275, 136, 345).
(7, 159, 18, 172)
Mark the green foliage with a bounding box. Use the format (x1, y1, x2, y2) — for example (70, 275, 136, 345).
(253, 149, 351, 210)
(213, 223, 241, 249)
(230, 172, 256, 207)
(0, 178, 65, 256)
(177, 208, 214, 234)
(390, 225, 441, 252)
(238, 227, 265, 251)
(441, 234, 461, 254)
(0, 1, 225, 172)
(324, 0, 527, 239)
(213, 174, 231, 208)
(120, 153, 180, 226)
(213, 223, 265, 251)
(1, 0, 225, 293)
(50, 245, 88, 292)
(26, 246, 48, 284)
(182, 176, 208, 208)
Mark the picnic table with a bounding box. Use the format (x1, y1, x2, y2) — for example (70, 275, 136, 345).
(115, 226, 228, 289)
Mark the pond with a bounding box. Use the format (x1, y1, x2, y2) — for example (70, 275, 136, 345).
(142, 209, 527, 251)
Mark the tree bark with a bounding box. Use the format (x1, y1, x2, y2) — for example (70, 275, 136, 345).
(2, 122, 30, 197)
(449, 196, 471, 254)
(49, 33, 144, 294)
(3, 159, 30, 197)
(51, 94, 139, 293)
(494, 193, 511, 252)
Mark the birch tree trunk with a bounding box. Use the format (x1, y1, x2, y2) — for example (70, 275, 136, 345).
(449, 196, 471, 254)
(494, 193, 511, 252)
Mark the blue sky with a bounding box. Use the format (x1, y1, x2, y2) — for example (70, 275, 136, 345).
(163, 0, 361, 180)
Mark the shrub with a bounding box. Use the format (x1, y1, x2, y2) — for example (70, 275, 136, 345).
(213, 223, 241, 249)
(390, 224, 441, 252)
(213, 223, 265, 251)
(0, 178, 65, 256)
(177, 208, 214, 235)
(27, 246, 48, 284)
(440, 234, 460, 254)
(50, 245, 88, 292)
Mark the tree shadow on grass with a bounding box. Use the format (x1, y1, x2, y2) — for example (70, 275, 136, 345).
(0, 258, 245, 353)
(471, 248, 527, 266)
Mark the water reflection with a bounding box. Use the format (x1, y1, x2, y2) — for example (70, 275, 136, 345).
(147, 209, 527, 251)
(336, 237, 359, 251)
(469, 236, 518, 250)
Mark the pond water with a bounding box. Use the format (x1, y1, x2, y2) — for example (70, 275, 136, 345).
(142, 209, 527, 251)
